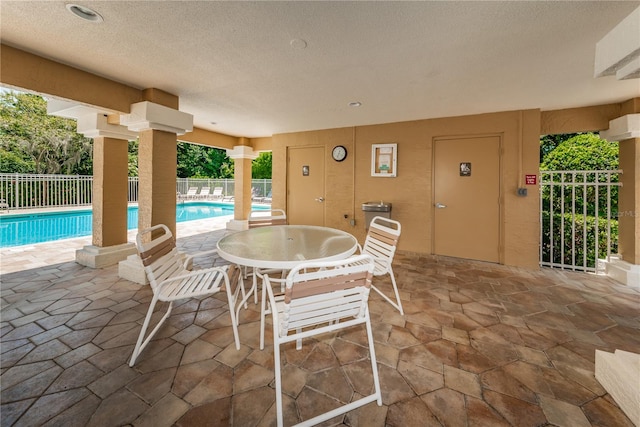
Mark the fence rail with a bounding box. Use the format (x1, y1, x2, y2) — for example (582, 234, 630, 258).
(2, 172, 619, 273)
(539, 170, 621, 273)
(0, 174, 271, 210)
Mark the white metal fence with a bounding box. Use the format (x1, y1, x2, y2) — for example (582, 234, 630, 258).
(0, 174, 272, 210)
(2, 172, 620, 272)
(540, 170, 621, 272)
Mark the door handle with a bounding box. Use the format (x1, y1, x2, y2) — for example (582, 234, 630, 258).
(435, 203, 447, 209)
(315, 197, 325, 203)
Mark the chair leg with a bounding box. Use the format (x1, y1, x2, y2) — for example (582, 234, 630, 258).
(253, 270, 259, 304)
(365, 311, 383, 405)
(225, 273, 241, 350)
(234, 274, 249, 322)
(389, 267, 404, 315)
(273, 324, 284, 427)
(129, 296, 172, 367)
(260, 277, 267, 350)
(371, 269, 404, 315)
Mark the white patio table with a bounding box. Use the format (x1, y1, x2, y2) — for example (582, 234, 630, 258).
(217, 224, 358, 270)
(216, 225, 358, 307)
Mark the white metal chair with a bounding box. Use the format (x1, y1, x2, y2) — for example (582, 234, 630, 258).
(246, 208, 287, 294)
(358, 216, 404, 315)
(248, 208, 287, 228)
(129, 224, 241, 366)
(246, 209, 289, 347)
(264, 254, 382, 426)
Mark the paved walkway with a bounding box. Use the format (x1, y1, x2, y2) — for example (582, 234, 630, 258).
(1, 218, 639, 426)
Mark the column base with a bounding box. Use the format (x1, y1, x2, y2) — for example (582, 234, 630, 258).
(595, 349, 640, 426)
(226, 219, 248, 231)
(75, 243, 137, 269)
(118, 254, 148, 285)
(602, 256, 640, 288)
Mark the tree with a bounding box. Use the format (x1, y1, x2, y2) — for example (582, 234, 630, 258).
(0, 90, 268, 179)
(540, 133, 618, 171)
(176, 142, 209, 178)
(128, 140, 139, 177)
(252, 152, 272, 179)
(206, 147, 234, 178)
(539, 133, 580, 164)
(176, 142, 234, 178)
(0, 91, 94, 174)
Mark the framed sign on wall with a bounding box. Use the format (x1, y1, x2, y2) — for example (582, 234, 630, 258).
(371, 143, 397, 177)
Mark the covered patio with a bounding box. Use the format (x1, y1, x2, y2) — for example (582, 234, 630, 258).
(1, 218, 638, 426)
(1, 2, 640, 426)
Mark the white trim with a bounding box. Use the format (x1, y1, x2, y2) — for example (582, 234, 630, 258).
(76, 113, 138, 140)
(226, 145, 258, 160)
(600, 114, 640, 142)
(594, 6, 640, 79)
(120, 101, 193, 135)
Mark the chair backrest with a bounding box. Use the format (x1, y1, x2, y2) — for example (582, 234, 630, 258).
(212, 187, 223, 196)
(186, 187, 198, 196)
(248, 208, 287, 228)
(362, 216, 401, 268)
(278, 254, 374, 337)
(199, 187, 210, 196)
(136, 224, 186, 291)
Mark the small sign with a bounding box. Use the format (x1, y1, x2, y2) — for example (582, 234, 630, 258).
(460, 162, 471, 176)
(525, 174, 537, 185)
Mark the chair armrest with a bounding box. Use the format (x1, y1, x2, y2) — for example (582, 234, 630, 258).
(264, 275, 282, 324)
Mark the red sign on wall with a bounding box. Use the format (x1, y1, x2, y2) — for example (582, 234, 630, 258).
(525, 174, 537, 185)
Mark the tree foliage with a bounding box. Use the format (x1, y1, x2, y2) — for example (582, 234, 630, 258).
(252, 152, 272, 179)
(1, 91, 93, 174)
(540, 133, 618, 171)
(176, 142, 236, 178)
(1, 91, 270, 179)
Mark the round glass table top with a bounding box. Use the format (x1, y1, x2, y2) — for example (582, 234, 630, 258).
(216, 225, 358, 269)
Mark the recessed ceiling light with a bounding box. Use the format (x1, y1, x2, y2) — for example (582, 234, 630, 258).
(66, 4, 103, 23)
(349, 101, 362, 107)
(290, 39, 308, 50)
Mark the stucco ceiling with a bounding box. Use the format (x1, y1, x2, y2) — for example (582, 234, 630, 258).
(1, 1, 639, 138)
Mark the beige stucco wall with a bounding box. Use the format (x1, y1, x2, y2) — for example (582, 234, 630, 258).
(618, 138, 640, 265)
(272, 109, 541, 269)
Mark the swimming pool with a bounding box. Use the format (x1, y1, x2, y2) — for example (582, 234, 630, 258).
(0, 202, 252, 247)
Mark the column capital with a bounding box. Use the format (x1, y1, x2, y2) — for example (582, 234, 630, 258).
(600, 114, 640, 142)
(226, 145, 259, 160)
(120, 101, 193, 135)
(77, 113, 138, 140)
(47, 99, 137, 140)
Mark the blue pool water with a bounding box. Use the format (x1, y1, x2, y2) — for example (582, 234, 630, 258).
(0, 202, 251, 248)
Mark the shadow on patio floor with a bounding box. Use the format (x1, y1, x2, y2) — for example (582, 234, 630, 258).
(1, 222, 639, 426)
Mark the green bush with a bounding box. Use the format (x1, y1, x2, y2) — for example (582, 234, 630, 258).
(541, 211, 618, 270)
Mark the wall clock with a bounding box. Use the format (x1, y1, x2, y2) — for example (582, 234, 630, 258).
(332, 145, 347, 162)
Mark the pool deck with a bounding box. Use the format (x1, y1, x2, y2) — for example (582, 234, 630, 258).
(0, 215, 233, 275)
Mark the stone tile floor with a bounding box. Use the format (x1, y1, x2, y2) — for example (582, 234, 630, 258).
(1, 217, 639, 426)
